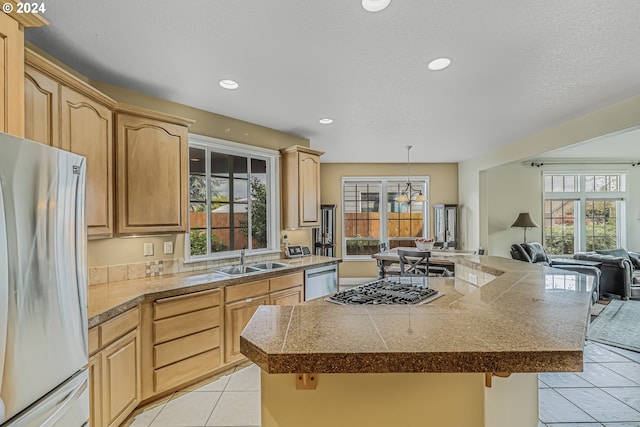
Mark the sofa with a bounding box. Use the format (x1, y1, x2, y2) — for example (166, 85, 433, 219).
(510, 242, 601, 304)
(574, 248, 640, 300)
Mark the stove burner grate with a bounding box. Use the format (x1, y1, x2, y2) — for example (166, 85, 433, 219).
(326, 278, 442, 305)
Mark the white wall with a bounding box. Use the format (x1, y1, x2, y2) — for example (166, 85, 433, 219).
(486, 163, 542, 257)
(459, 95, 640, 254)
(626, 166, 640, 252)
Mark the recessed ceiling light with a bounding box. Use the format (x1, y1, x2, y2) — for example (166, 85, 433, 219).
(362, 0, 391, 12)
(219, 79, 239, 89)
(318, 118, 334, 125)
(428, 57, 451, 71)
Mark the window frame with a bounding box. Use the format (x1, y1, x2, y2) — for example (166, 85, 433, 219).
(186, 134, 280, 261)
(341, 176, 430, 260)
(542, 172, 627, 255)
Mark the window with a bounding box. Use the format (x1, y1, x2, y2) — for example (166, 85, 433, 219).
(543, 173, 626, 255)
(342, 177, 429, 259)
(187, 135, 278, 259)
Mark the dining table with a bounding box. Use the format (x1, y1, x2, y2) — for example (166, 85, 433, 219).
(371, 246, 473, 278)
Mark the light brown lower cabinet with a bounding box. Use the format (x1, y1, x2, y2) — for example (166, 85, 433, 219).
(88, 307, 140, 427)
(150, 289, 223, 395)
(89, 269, 319, 422)
(102, 330, 140, 427)
(224, 273, 304, 364)
(224, 295, 270, 364)
(269, 286, 303, 305)
(87, 353, 102, 427)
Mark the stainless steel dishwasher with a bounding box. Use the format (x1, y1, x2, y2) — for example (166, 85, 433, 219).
(304, 264, 338, 301)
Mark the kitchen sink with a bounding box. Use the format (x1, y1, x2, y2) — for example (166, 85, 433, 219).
(216, 265, 261, 275)
(249, 261, 289, 270)
(205, 272, 235, 281)
(216, 261, 289, 276)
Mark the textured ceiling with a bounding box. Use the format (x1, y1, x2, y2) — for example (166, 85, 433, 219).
(25, 0, 640, 163)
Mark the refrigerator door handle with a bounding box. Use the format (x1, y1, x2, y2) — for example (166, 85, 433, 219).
(40, 376, 87, 427)
(0, 183, 9, 423)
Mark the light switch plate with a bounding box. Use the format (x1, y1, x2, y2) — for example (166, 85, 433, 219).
(164, 241, 173, 254)
(143, 242, 154, 256)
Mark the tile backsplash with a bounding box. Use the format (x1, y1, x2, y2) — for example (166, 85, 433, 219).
(88, 253, 282, 285)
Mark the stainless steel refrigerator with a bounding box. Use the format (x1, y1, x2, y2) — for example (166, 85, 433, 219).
(0, 132, 89, 426)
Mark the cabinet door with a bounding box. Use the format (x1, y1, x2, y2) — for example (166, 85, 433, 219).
(61, 86, 114, 239)
(102, 329, 140, 427)
(224, 296, 269, 364)
(24, 65, 59, 147)
(116, 113, 188, 234)
(281, 146, 323, 229)
(269, 286, 303, 306)
(0, 12, 24, 137)
(298, 151, 321, 227)
(445, 206, 457, 247)
(434, 205, 445, 243)
(88, 354, 103, 427)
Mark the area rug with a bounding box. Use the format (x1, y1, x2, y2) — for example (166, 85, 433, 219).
(587, 299, 640, 352)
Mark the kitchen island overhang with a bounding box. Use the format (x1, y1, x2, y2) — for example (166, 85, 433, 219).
(240, 255, 593, 427)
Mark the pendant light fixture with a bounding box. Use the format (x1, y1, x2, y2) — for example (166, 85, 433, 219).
(396, 145, 427, 204)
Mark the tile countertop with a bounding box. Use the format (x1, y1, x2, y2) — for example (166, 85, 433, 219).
(87, 255, 340, 328)
(240, 255, 594, 374)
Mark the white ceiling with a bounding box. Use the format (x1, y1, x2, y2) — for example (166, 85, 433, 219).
(533, 125, 640, 161)
(25, 0, 640, 163)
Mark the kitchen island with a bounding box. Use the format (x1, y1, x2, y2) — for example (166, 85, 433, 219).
(240, 255, 594, 427)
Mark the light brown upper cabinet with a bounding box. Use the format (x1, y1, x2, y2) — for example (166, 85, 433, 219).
(115, 105, 194, 234)
(280, 145, 324, 229)
(24, 49, 116, 239)
(61, 87, 114, 239)
(24, 64, 59, 147)
(1, 9, 46, 137)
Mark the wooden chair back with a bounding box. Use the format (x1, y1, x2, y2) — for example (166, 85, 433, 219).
(397, 249, 431, 277)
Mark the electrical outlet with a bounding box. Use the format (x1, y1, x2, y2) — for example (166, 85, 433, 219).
(468, 273, 478, 285)
(164, 241, 173, 255)
(143, 242, 154, 256)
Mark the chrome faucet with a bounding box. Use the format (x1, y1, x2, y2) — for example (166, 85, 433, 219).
(240, 249, 245, 267)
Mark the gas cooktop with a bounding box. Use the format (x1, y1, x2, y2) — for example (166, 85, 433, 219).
(326, 278, 443, 305)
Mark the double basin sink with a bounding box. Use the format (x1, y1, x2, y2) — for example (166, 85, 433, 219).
(216, 261, 290, 276)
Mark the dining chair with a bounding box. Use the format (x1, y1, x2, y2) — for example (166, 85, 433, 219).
(397, 249, 431, 277)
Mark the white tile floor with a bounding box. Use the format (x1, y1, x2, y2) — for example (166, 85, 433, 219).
(124, 362, 261, 427)
(538, 341, 640, 427)
(126, 342, 640, 427)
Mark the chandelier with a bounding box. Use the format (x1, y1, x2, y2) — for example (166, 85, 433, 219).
(396, 145, 427, 203)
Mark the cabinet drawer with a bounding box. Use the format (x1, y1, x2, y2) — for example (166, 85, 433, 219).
(100, 307, 139, 347)
(154, 289, 220, 320)
(154, 306, 220, 344)
(154, 348, 221, 393)
(154, 327, 220, 369)
(270, 273, 304, 292)
(88, 327, 100, 356)
(225, 280, 269, 303)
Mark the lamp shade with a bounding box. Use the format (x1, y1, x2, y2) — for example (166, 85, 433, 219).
(396, 192, 410, 203)
(511, 212, 539, 229)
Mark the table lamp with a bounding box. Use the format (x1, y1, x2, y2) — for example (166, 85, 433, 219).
(511, 212, 538, 243)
